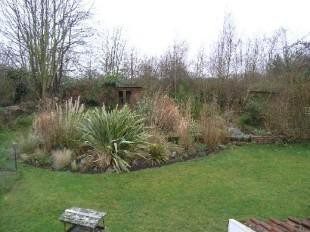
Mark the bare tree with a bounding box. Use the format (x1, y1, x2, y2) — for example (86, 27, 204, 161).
(99, 28, 127, 76)
(137, 56, 159, 80)
(158, 41, 189, 96)
(193, 48, 207, 78)
(243, 38, 260, 76)
(119, 48, 141, 79)
(0, 43, 16, 67)
(0, 0, 90, 98)
(209, 14, 238, 79)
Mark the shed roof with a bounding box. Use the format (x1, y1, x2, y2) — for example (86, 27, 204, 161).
(244, 217, 310, 232)
(115, 80, 142, 88)
(116, 83, 142, 88)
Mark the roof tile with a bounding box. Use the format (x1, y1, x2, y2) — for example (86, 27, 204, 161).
(244, 218, 310, 232)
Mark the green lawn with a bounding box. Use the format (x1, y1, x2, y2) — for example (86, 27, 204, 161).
(0, 128, 21, 194)
(0, 129, 309, 231)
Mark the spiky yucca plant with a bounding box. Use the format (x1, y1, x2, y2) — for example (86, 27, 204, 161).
(82, 105, 148, 172)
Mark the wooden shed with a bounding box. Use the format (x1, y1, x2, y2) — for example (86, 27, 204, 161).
(64, 79, 143, 107)
(116, 82, 143, 105)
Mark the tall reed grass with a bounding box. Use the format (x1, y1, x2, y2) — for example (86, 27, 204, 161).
(199, 103, 228, 149)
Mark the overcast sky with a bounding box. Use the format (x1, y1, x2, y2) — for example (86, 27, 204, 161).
(92, 0, 310, 56)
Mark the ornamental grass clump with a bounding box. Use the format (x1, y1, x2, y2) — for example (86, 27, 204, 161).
(199, 103, 228, 149)
(33, 97, 85, 151)
(51, 148, 73, 170)
(137, 94, 195, 150)
(137, 94, 182, 133)
(176, 100, 196, 150)
(82, 105, 148, 172)
(55, 97, 85, 148)
(151, 94, 181, 133)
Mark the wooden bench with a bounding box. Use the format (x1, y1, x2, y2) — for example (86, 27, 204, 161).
(59, 207, 106, 232)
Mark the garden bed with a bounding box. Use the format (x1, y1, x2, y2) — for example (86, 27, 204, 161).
(18, 96, 230, 174)
(130, 147, 210, 171)
(251, 135, 286, 144)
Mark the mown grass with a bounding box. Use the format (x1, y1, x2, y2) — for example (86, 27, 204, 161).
(0, 140, 309, 231)
(0, 128, 20, 195)
(0, 115, 32, 166)
(0, 116, 32, 194)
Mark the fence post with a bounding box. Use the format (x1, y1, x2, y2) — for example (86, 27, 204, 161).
(12, 143, 18, 171)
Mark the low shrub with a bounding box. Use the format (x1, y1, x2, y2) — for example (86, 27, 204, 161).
(239, 97, 265, 129)
(11, 115, 33, 129)
(21, 149, 51, 167)
(19, 134, 42, 154)
(148, 143, 167, 164)
(146, 130, 182, 164)
(264, 83, 310, 139)
(147, 131, 169, 164)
